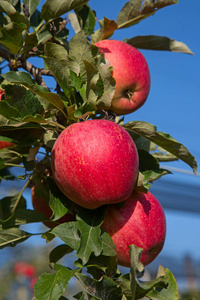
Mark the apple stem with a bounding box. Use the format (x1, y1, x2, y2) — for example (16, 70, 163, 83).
(124, 89, 134, 100)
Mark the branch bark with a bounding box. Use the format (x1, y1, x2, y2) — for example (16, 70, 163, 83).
(0, 46, 53, 88)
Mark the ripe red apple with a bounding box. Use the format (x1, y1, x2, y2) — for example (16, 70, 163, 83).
(95, 39, 150, 115)
(31, 183, 75, 229)
(102, 191, 166, 267)
(51, 119, 139, 209)
(0, 141, 14, 149)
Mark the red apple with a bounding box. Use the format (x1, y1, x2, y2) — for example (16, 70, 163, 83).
(51, 119, 139, 209)
(95, 39, 150, 115)
(31, 183, 75, 229)
(102, 191, 166, 267)
(0, 141, 14, 149)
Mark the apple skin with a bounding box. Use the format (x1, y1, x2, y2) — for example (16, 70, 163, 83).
(31, 184, 75, 229)
(102, 191, 166, 267)
(95, 39, 150, 115)
(51, 119, 139, 209)
(0, 141, 14, 149)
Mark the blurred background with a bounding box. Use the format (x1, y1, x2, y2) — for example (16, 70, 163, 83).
(0, 0, 200, 299)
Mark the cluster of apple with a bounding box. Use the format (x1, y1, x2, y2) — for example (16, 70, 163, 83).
(31, 40, 166, 267)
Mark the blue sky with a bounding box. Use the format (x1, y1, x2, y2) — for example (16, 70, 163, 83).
(1, 0, 200, 275)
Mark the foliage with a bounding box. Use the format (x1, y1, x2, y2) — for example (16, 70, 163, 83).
(0, 0, 197, 299)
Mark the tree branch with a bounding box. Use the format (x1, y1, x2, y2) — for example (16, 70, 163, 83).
(0, 46, 53, 88)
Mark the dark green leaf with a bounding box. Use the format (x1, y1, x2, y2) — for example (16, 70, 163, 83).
(85, 253, 118, 279)
(76, 207, 105, 265)
(1, 209, 48, 228)
(0, 100, 21, 120)
(0, 193, 26, 221)
(75, 4, 96, 36)
(137, 149, 171, 189)
(49, 189, 69, 221)
(124, 121, 197, 174)
(47, 177, 76, 218)
(117, 0, 178, 29)
(125, 35, 194, 54)
(1, 71, 68, 117)
(76, 273, 123, 300)
(0, 226, 31, 248)
(0, 22, 27, 55)
(0, 122, 45, 146)
(41, 0, 89, 22)
(2, 84, 44, 118)
(21, 31, 38, 54)
(49, 244, 74, 263)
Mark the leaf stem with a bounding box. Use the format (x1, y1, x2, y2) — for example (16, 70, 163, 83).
(4, 163, 25, 168)
(11, 176, 33, 214)
(47, 121, 66, 131)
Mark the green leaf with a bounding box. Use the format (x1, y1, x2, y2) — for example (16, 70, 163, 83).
(0, 122, 45, 146)
(91, 17, 118, 44)
(34, 265, 78, 300)
(0, 0, 16, 15)
(0, 193, 26, 221)
(117, 0, 178, 29)
(75, 4, 96, 36)
(0, 22, 27, 55)
(21, 31, 38, 54)
(23, 0, 41, 17)
(49, 189, 69, 221)
(122, 245, 168, 299)
(0, 0, 30, 26)
(2, 84, 44, 118)
(47, 177, 76, 219)
(41, 0, 89, 22)
(125, 35, 194, 54)
(101, 231, 116, 257)
(43, 42, 80, 98)
(51, 222, 81, 251)
(137, 149, 171, 189)
(123, 121, 197, 174)
(95, 58, 116, 109)
(146, 265, 179, 300)
(69, 31, 95, 82)
(1, 71, 68, 117)
(83, 52, 116, 109)
(0, 100, 21, 120)
(83, 254, 117, 280)
(76, 273, 123, 300)
(76, 207, 105, 265)
(0, 226, 31, 248)
(1, 209, 49, 228)
(116, 0, 152, 29)
(49, 244, 74, 263)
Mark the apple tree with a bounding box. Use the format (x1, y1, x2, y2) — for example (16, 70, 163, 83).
(0, 0, 197, 299)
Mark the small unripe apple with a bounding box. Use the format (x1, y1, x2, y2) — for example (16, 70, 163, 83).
(102, 191, 166, 267)
(31, 183, 75, 229)
(51, 119, 139, 209)
(95, 39, 150, 115)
